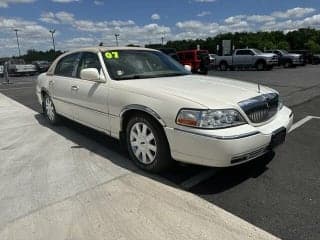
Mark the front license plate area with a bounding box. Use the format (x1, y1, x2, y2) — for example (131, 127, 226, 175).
(269, 127, 286, 149)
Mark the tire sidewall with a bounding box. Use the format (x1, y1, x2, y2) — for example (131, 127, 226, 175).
(43, 95, 59, 124)
(126, 115, 171, 172)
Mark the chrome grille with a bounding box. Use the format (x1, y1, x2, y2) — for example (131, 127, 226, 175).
(238, 93, 279, 123)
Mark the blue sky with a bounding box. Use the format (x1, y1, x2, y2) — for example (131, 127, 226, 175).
(0, 0, 320, 56)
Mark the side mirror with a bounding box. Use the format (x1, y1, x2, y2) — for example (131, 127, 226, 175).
(80, 68, 105, 82)
(184, 65, 192, 72)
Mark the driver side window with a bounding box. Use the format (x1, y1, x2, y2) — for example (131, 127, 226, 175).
(77, 52, 102, 78)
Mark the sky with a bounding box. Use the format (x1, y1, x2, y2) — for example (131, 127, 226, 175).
(0, 0, 320, 57)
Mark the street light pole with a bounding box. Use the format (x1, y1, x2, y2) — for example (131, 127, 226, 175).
(114, 34, 119, 47)
(14, 29, 21, 57)
(161, 36, 164, 46)
(49, 29, 56, 51)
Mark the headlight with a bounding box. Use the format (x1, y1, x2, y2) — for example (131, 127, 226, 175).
(176, 109, 246, 129)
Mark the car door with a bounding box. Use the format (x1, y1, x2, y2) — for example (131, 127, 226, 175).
(51, 52, 81, 119)
(234, 50, 254, 66)
(69, 51, 109, 132)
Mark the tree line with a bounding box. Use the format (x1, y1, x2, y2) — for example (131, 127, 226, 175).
(14, 28, 320, 63)
(148, 28, 320, 54)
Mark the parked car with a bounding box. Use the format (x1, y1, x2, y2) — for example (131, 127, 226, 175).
(0, 65, 3, 78)
(7, 59, 38, 76)
(289, 50, 320, 65)
(177, 49, 210, 73)
(157, 48, 180, 62)
(215, 48, 278, 71)
(32, 60, 51, 73)
(36, 47, 293, 173)
(265, 49, 304, 68)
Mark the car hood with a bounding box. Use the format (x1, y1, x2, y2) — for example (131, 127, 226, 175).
(284, 53, 301, 58)
(118, 75, 276, 108)
(257, 53, 276, 58)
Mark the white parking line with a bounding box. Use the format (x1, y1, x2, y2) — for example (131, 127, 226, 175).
(180, 168, 220, 190)
(289, 115, 320, 133)
(0, 86, 34, 91)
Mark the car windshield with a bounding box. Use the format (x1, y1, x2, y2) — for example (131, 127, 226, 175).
(252, 49, 263, 54)
(280, 50, 288, 54)
(103, 50, 190, 80)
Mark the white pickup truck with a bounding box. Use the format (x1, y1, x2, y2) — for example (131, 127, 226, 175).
(215, 48, 278, 71)
(7, 59, 38, 76)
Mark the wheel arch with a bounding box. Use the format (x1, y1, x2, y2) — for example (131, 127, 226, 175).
(119, 104, 167, 144)
(255, 58, 266, 66)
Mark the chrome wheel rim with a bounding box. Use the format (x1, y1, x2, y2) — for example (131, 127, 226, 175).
(130, 122, 157, 164)
(45, 97, 55, 121)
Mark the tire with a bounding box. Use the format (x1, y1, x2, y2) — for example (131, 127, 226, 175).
(219, 61, 228, 71)
(43, 94, 60, 125)
(284, 61, 292, 68)
(126, 114, 172, 173)
(256, 61, 266, 71)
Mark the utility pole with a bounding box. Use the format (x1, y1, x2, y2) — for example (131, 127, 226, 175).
(161, 36, 164, 46)
(49, 29, 56, 51)
(114, 34, 119, 47)
(14, 29, 21, 57)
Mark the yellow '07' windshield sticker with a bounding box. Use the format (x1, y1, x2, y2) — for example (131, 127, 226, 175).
(105, 51, 119, 59)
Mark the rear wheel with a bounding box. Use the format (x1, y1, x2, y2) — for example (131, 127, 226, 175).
(284, 60, 293, 68)
(126, 114, 172, 173)
(219, 61, 228, 71)
(43, 94, 60, 125)
(256, 61, 266, 71)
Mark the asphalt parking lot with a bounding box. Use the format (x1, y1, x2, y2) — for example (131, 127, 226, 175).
(1, 65, 320, 240)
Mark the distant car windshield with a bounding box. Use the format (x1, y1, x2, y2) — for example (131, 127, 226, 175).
(103, 50, 190, 80)
(252, 49, 263, 54)
(280, 50, 288, 54)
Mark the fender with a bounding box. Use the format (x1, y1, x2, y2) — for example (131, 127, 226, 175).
(120, 104, 166, 129)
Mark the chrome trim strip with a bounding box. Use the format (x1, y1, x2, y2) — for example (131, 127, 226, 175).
(52, 96, 108, 115)
(120, 104, 166, 127)
(173, 128, 260, 140)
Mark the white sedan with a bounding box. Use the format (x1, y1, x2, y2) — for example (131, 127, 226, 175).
(36, 47, 293, 172)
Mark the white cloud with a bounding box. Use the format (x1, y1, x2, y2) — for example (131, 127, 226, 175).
(197, 11, 211, 17)
(0, 16, 52, 56)
(272, 7, 316, 19)
(51, 0, 79, 3)
(194, 0, 216, 2)
(224, 15, 246, 24)
(0, 0, 35, 8)
(151, 13, 160, 21)
(246, 15, 275, 23)
(93, 0, 103, 5)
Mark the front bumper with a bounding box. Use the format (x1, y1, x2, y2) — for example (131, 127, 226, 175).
(165, 106, 293, 167)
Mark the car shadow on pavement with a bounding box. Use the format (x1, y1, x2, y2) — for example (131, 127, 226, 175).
(34, 113, 275, 192)
(189, 152, 275, 194)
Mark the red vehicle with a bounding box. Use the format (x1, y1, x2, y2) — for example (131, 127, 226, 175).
(177, 49, 210, 73)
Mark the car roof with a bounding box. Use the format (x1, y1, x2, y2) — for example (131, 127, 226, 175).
(67, 46, 158, 54)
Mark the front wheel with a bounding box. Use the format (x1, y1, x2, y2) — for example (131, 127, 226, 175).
(219, 62, 228, 71)
(43, 94, 60, 125)
(126, 115, 172, 173)
(256, 61, 266, 71)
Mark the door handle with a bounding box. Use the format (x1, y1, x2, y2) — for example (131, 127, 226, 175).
(71, 85, 79, 91)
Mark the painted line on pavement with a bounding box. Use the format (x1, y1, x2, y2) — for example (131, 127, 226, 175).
(289, 115, 320, 133)
(0, 86, 34, 91)
(180, 168, 220, 190)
